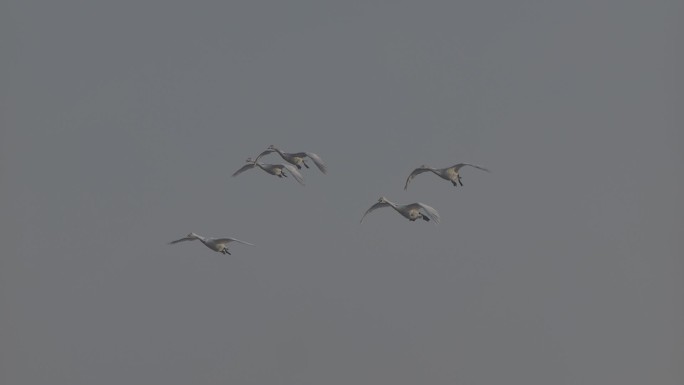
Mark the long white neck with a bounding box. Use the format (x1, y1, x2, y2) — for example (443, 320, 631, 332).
(384, 199, 400, 212)
(247, 158, 265, 170)
(254, 161, 267, 171)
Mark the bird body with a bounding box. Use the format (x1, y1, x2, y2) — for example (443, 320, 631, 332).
(404, 163, 489, 190)
(232, 157, 305, 185)
(257, 145, 327, 174)
(169, 232, 255, 255)
(360, 197, 440, 224)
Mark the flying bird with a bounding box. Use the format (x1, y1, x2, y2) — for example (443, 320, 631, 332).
(168, 233, 255, 255)
(360, 196, 440, 224)
(232, 157, 305, 185)
(404, 163, 490, 190)
(257, 145, 327, 174)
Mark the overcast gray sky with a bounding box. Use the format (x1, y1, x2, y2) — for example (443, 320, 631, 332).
(2, 1, 682, 384)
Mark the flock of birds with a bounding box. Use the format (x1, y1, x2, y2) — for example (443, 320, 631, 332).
(169, 144, 490, 255)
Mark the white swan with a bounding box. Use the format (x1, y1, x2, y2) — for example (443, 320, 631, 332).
(257, 145, 327, 174)
(168, 232, 255, 255)
(404, 163, 490, 190)
(232, 157, 305, 185)
(360, 196, 440, 223)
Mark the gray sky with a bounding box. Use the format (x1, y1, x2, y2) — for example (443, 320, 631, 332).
(2, 1, 682, 384)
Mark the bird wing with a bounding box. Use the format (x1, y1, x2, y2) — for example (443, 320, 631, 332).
(304, 152, 327, 174)
(283, 163, 305, 185)
(255, 149, 275, 162)
(407, 202, 441, 223)
(451, 163, 490, 173)
(360, 201, 391, 223)
(231, 163, 256, 177)
(213, 237, 255, 246)
(168, 236, 196, 245)
(404, 167, 432, 190)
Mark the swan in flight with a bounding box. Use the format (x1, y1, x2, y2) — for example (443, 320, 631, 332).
(232, 157, 305, 185)
(257, 145, 327, 174)
(168, 233, 255, 255)
(360, 196, 440, 224)
(404, 163, 490, 190)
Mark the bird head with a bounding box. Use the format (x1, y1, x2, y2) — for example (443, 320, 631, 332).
(267, 144, 276, 150)
(188, 232, 199, 238)
(378, 196, 389, 203)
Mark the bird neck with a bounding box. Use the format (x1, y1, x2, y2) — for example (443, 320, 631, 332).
(192, 234, 206, 242)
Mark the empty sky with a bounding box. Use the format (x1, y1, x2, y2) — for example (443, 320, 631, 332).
(1, 1, 682, 384)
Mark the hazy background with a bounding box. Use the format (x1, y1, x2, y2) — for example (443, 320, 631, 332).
(2, 1, 682, 384)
